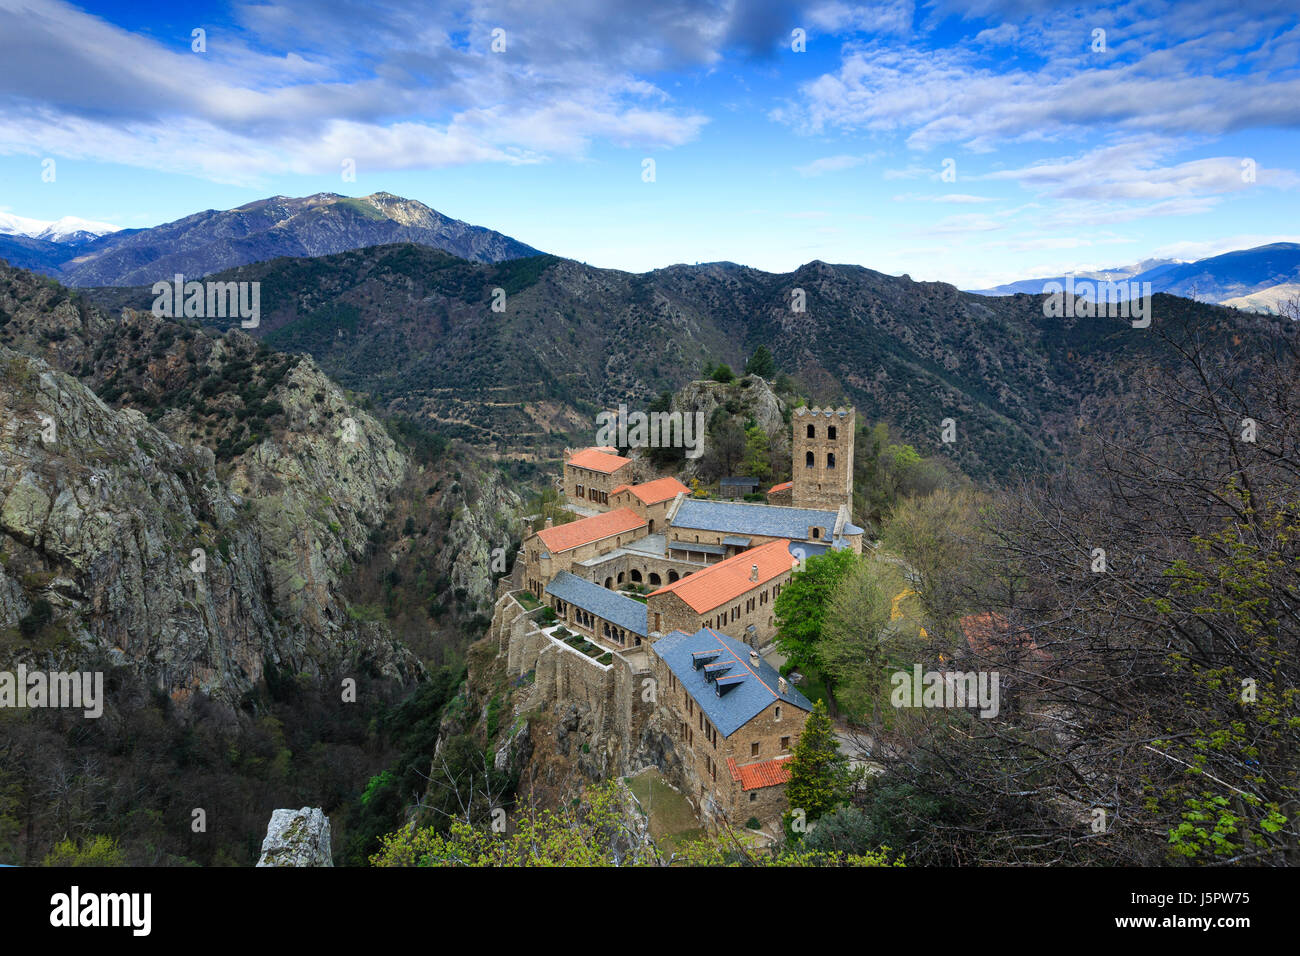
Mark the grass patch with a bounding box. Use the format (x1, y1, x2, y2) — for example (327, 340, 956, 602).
(625, 770, 704, 854)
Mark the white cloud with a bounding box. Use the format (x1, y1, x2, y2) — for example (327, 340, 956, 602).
(795, 153, 867, 176)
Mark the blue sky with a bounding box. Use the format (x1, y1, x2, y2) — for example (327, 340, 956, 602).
(1, 0, 1298, 287)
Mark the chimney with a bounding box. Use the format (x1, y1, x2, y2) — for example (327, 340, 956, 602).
(778, 676, 788, 694)
(750, 564, 759, 582)
(545, 516, 554, 528)
(750, 650, 760, 667)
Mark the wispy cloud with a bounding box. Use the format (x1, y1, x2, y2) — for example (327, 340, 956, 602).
(0, 0, 715, 184)
(795, 153, 868, 176)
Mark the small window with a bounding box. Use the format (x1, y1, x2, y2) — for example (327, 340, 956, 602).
(751, 742, 760, 757)
(781, 736, 791, 750)
(806, 424, 816, 438)
(805, 451, 814, 468)
(775, 706, 782, 721)
(828, 426, 837, 440)
(827, 452, 836, 469)
(749, 792, 757, 803)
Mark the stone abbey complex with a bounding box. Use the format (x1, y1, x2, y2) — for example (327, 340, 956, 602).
(491, 405, 861, 833)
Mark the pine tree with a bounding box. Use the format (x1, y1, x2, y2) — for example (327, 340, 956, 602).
(784, 699, 848, 838)
(744, 345, 776, 378)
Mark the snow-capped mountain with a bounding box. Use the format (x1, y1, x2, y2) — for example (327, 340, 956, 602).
(0, 211, 122, 244)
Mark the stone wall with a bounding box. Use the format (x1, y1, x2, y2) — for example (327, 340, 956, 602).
(485, 590, 803, 834)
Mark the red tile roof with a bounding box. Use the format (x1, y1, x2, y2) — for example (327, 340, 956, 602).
(648, 538, 794, 613)
(960, 612, 1050, 662)
(566, 448, 633, 473)
(613, 476, 690, 505)
(727, 755, 794, 791)
(767, 481, 793, 493)
(536, 507, 646, 554)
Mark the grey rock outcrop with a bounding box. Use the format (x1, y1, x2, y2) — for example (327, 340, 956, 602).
(0, 344, 422, 705)
(256, 808, 333, 867)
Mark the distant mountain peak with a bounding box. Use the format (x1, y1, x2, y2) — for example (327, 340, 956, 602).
(0, 211, 122, 244)
(5, 191, 543, 287)
(970, 242, 1300, 308)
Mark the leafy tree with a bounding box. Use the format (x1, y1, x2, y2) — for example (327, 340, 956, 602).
(774, 549, 860, 683)
(710, 363, 735, 383)
(818, 561, 896, 723)
(372, 780, 895, 867)
(881, 487, 984, 636)
(42, 835, 126, 867)
(744, 345, 776, 378)
(740, 423, 772, 482)
(784, 700, 848, 836)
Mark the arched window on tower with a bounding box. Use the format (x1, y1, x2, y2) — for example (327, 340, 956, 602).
(806, 424, 816, 438)
(805, 451, 814, 468)
(828, 426, 837, 440)
(827, 452, 836, 469)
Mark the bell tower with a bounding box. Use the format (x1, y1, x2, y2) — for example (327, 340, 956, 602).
(792, 406, 854, 512)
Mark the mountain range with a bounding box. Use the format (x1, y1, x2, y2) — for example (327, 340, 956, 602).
(7, 190, 1296, 315)
(86, 241, 1277, 485)
(972, 242, 1300, 310)
(0, 192, 540, 286)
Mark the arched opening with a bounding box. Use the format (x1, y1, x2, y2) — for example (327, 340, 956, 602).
(617, 572, 625, 584)
(667, 570, 680, 583)
(805, 451, 814, 468)
(828, 426, 837, 440)
(604, 577, 613, 588)
(648, 519, 656, 533)
(631, 569, 643, 583)
(806, 424, 815, 438)
(648, 572, 662, 586)
(827, 452, 836, 469)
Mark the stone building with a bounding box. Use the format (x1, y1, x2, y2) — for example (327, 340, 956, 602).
(719, 476, 760, 499)
(564, 447, 637, 511)
(652, 627, 812, 826)
(608, 476, 690, 533)
(765, 480, 793, 506)
(666, 497, 864, 556)
(523, 508, 647, 597)
(646, 538, 796, 646)
(792, 406, 855, 513)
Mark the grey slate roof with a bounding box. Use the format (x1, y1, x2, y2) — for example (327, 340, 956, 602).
(671, 498, 864, 546)
(545, 571, 648, 637)
(668, 540, 726, 555)
(652, 627, 813, 737)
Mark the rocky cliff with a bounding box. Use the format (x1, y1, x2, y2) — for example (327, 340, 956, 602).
(0, 343, 421, 704)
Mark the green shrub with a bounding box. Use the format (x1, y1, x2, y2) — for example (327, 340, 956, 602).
(18, 598, 53, 638)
